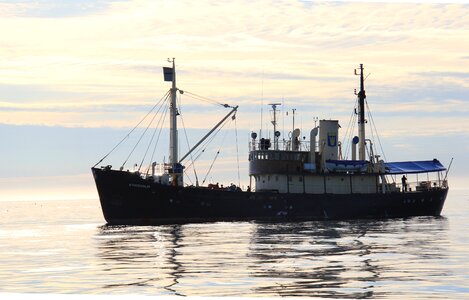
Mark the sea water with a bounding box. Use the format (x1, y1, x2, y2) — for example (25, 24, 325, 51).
(0, 189, 468, 298)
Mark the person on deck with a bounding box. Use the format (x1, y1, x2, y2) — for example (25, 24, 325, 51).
(401, 175, 408, 192)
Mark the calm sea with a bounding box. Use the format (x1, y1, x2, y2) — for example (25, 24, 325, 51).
(0, 189, 468, 299)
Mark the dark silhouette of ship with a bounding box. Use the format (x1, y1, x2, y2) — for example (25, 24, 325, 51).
(92, 60, 449, 225)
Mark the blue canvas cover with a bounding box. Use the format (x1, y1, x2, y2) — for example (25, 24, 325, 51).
(384, 159, 446, 174)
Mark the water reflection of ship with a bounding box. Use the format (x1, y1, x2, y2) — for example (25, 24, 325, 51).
(248, 218, 449, 298)
(95, 224, 185, 296)
(248, 222, 379, 298)
(94, 218, 449, 297)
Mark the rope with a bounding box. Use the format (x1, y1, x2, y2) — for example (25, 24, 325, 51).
(92, 90, 170, 168)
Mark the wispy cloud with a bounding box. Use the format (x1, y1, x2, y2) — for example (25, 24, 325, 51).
(0, 0, 467, 132)
(0, 1, 120, 18)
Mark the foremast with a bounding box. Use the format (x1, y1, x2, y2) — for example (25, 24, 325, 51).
(164, 58, 238, 187)
(169, 58, 178, 165)
(166, 58, 183, 186)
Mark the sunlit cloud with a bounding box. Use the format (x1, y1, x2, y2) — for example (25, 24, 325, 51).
(0, 1, 467, 129)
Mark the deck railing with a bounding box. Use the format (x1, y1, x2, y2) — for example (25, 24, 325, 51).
(249, 139, 314, 152)
(395, 180, 448, 192)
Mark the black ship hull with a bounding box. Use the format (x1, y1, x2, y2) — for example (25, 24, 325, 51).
(92, 168, 448, 225)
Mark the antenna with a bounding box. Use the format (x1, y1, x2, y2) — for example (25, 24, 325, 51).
(282, 97, 285, 146)
(269, 103, 282, 150)
(313, 116, 318, 128)
(444, 157, 453, 181)
(291, 108, 296, 135)
(260, 70, 264, 138)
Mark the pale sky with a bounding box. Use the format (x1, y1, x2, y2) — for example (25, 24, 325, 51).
(0, 0, 468, 201)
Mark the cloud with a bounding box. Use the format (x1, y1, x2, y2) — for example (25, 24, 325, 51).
(414, 71, 469, 80)
(0, 0, 467, 131)
(0, 0, 122, 18)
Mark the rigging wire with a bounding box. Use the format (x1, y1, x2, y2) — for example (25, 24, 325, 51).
(121, 95, 167, 170)
(183, 110, 234, 181)
(342, 98, 358, 160)
(172, 90, 237, 184)
(366, 103, 377, 162)
(184, 148, 206, 172)
(92, 90, 171, 168)
(365, 139, 371, 159)
(139, 98, 170, 173)
(94, 82, 238, 188)
(184, 115, 231, 173)
(177, 93, 200, 186)
(366, 100, 388, 162)
(201, 118, 234, 185)
(192, 116, 231, 160)
(202, 151, 221, 185)
(183, 169, 195, 186)
(144, 103, 169, 175)
(183, 91, 230, 108)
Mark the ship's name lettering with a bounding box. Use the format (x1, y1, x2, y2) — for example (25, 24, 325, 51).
(129, 183, 150, 189)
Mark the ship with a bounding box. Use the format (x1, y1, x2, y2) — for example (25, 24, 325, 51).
(92, 60, 449, 225)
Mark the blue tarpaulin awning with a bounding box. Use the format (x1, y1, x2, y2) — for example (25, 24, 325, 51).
(384, 159, 446, 174)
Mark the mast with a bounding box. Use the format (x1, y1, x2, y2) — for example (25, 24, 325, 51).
(169, 58, 178, 165)
(291, 108, 296, 150)
(269, 103, 281, 150)
(356, 64, 366, 161)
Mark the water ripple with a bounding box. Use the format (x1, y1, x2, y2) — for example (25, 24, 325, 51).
(89, 217, 456, 298)
(0, 197, 468, 298)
